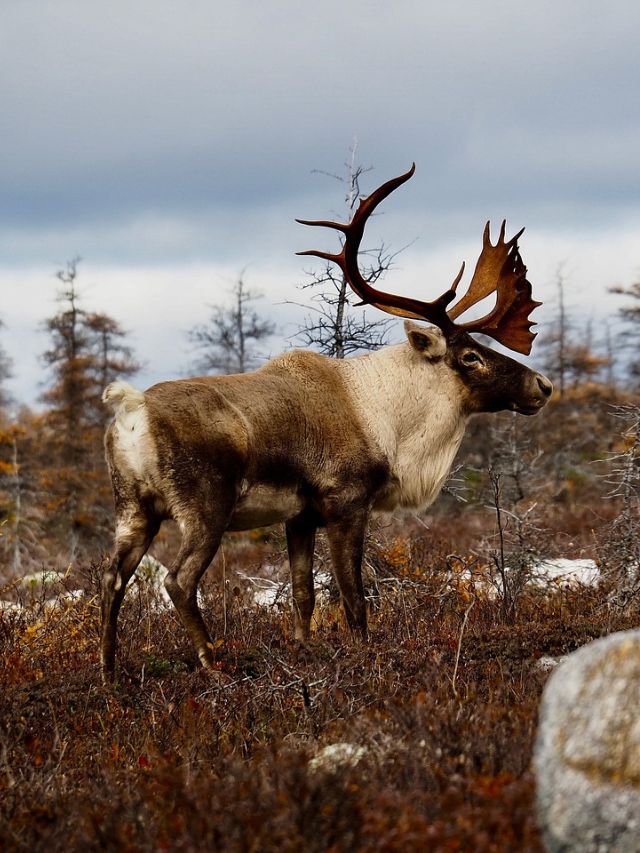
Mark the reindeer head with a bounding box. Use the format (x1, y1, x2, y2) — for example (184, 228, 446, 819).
(297, 164, 552, 416)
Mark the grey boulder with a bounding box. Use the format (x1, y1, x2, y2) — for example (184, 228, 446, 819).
(534, 629, 640, 852)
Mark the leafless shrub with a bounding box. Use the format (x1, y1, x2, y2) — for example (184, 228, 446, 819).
(2, 543, 638, 851)
(599, 404, 640, 612)
(472, 415, 550, 620)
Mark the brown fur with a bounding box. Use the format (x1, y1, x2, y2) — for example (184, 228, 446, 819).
(143, 352, 390, 524)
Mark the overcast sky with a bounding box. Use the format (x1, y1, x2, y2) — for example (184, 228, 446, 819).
(1, 0, 639, 406)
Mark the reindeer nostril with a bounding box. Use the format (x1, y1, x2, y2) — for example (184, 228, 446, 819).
(536, 375, 553, 397)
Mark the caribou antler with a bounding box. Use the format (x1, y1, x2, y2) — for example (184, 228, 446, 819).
(296, 164, 541, 355)
(448, 221, 541, 354)
(297, 164, 458, 334)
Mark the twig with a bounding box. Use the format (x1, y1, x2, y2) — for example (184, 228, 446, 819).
(451, 597, 475, 698)
(221, 545, 227, 636)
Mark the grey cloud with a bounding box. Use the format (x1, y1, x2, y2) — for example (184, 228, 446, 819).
(1, 0, 639, 243)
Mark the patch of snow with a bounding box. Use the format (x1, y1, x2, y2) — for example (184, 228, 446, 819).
(43, 589, 85, 610)
(308, 742, 367, 774)
(0, 587, 85, 615)
(529, 558, 599, 588)
(314, 572, 334, 597)
(237, 573, 287, 608)
(132, 555, 207, 609)
(239, 569, 334, 609)
(536, 655, 568, 672)
(20, 570, 64, 589)
(132, 555, 171, 607)
(138, 555, 168, 579)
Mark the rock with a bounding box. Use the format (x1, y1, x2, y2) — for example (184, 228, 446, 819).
(534, 630, 640, 852)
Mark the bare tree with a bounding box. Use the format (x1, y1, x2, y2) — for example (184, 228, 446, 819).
(540, 264, 570, 397)
(564, 319, 609, 388)
(600, 405, 640, 612)
(41, 259, 93, 472)
(188, 275, 276, 374)
(85, 311, 140, 428)
(603, 320, 617, 388)
(0, 319, 13, 412)
(0, 414, 46, 576)
(481, 413, 548, 620)
(609, 275, 640, 385)
(40, 259, 140, 558)
(540, 266, 608, 393)
(294, 142, 398, 358)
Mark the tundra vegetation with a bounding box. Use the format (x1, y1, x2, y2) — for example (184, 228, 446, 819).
(0, 181, 639, 850)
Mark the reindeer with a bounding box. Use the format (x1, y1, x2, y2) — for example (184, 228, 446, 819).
(100, 164, 552, 681)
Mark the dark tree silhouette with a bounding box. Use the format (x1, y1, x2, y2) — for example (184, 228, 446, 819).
(0, 319, 13, 412)
(610, 276, 640, 384)
(540, 266, 608, 394)
(188, 275, 275, 374)
(85, 311, 140, 428)
(40, 259, 139, 559)
(294, 143, 398, 359)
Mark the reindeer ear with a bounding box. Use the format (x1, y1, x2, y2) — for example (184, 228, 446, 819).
(404, 320, 447, 360)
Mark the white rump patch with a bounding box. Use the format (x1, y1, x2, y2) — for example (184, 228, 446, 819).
(106, 382, 154, 481)
(103, 380, 145, 412)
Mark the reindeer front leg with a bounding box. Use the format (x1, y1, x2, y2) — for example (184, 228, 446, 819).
(286, 514, 317, 641)
(325, 509, 369, 640)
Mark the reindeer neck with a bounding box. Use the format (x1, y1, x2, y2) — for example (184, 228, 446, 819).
(339, 344, 468, 509)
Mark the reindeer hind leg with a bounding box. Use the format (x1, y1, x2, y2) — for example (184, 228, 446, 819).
(101, 509, 160, 682)
(163, 511, 231, 669)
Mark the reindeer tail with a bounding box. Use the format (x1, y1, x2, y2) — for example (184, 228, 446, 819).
(102, 381, 145, 414)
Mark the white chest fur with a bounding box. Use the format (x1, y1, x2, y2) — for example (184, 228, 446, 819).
(341, 344, 467, 511)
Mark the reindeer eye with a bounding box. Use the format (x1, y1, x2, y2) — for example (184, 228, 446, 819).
(461, 351, 483, 366)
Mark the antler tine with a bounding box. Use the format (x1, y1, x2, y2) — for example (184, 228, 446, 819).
(450, 262, 466, 292)
(506, 223, 525, 247)
(296, 163, 416, 249)
(459, 281, 542, 354)
(295, 218, 349, 234)
(297, 164, 459, 326)
(297, 248, 346, 267)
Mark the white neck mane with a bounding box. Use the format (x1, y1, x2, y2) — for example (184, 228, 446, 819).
(341, 343, 468, 510)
